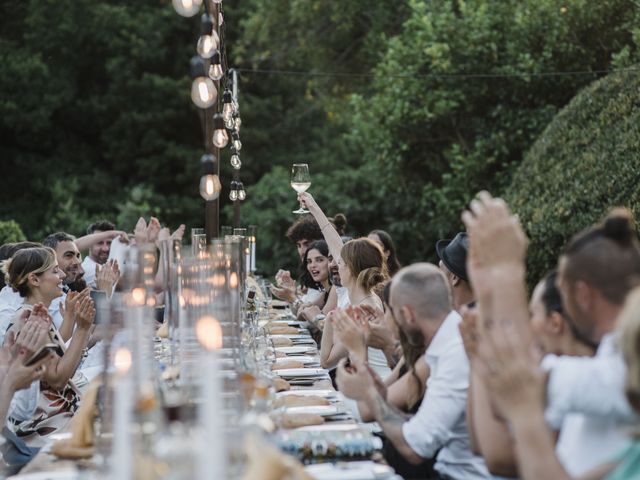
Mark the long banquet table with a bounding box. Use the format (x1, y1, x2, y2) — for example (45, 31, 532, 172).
(12, 300, 401, 480)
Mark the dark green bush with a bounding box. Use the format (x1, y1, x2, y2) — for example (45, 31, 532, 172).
(0, 220, 26, 245)
(505, 68, 640, 286)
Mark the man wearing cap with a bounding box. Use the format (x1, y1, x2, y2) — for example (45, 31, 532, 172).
(436, 232, 475, 311)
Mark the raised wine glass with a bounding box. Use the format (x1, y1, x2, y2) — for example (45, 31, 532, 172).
(291, 163, 311, 214)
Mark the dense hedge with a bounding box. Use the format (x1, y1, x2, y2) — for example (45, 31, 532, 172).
(505, 68, 640, 286)
(0, 220, 26, 245)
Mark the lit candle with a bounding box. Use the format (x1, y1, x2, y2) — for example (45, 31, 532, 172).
(250, 236, 256, 273)
(112, 347, 133, 480)
(196, 315, 225, 480)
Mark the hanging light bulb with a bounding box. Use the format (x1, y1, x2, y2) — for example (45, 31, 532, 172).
(222, 90, 234, 123)
(173, 0, 202, 17)
(196, 14, 219, 58)
(199, 154, 221, 200)
(229, 181, 239, 201)
(212, 113, 229, 148)
(200, 174, 222, 200)
(213, 0, 223, 4)
(230, 148, 241, 169)
(238, 182, 247, 201)
(208, 51, 224, 81)
(233, 115, 242, 132)
(232, 131, 242, 151)
(190, 56, 217, 109)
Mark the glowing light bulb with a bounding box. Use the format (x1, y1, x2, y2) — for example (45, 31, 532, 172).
(222, 90, 234, 122)
(233, 138, 242, 151)
(173, 0, 202, 17)
(238, 186, 246, 201)
(230, 154, 241, 169)
(212, 113, 229, 148)
(229, 181, 238, 201)
(234, 116, 242, 132)
(225, 117, 235, 130)
(200, 174, 221, 201)
(197, 31, 219, 58)
(190, 56, 217, 108)
(208, 51, 224, 81)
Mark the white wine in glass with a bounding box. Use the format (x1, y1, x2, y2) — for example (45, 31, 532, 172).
(291, 163, 311, 214)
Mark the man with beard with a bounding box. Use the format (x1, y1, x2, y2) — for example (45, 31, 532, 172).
(337, 263, 489, 480)
(80, 220, 123, 288)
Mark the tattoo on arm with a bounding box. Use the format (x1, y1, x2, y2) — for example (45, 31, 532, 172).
(373, 391, 410, 424)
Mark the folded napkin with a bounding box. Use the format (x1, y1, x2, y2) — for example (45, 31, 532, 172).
(156, 322, 169, 338)
(275, 412, 325, 429)
(242, 435, 314, 480)
(273, 377, 291, 392)
(271, 337, 293, 347)
(272, 360, 304, 370)
(51, 378, 101, 459)
(273, 395, 330, 408)
(268, 325, 300, 335)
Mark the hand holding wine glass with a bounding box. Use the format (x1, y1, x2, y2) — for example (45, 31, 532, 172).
(291, 163, 311, 214)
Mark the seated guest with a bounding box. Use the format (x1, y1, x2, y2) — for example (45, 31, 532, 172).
(462, 194, 640, 479)
(2, 247, 95, 446)
(271, 214, 323, 306)
(298, 192, 390, 376)
(0, 243, 41, 345)
(368, 229, 401, 277)
(337, 263, 489, 479)
(297, 240, 333, 315)
(436, 232, 475, 311)
(80, 220, 123, 288)
(463, 271, 596, 479)
(0, 319, 50, 473)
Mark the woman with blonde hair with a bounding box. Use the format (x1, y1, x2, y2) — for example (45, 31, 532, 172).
(298, 192, 391, 377)
(2, 247, 95, 446)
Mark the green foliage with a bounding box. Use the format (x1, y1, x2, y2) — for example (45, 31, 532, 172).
(506, 69, 640, 286)
(0, 221, 26, 245)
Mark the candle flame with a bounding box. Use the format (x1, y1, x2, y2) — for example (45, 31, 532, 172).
(114, 347, 132, 373)
(196, 315, 223, 351)
(132, 287, 146, 305)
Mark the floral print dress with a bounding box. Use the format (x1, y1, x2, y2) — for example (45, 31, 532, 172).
(6, 307, 81, 447)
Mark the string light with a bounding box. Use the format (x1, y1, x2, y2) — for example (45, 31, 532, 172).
(230, 146, 241, 169)
(231, 131, 242, 151)
(197, 14, 219, 58)
(222, 90, 234, 124)
(237, 182, 246, 201)
(199, 154, 221, 201)
(212, 113, 229, 148)
(173, 0, 202, 17)
(229, 180, 239, 201)
(190, 56, 217, 108)
(209, 51, 224, 81)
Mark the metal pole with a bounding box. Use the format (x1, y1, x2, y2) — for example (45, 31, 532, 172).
(205, 1, 221, 242)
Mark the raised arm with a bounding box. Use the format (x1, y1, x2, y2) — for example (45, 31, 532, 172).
(75, 230, 127, 252)
(298, 192, 343, 260)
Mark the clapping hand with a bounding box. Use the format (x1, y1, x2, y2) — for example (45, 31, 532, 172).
(146, 217, 162, 244)
(96, 259, 120, 294)
(358, 304, 397, 351)
(333, 308, 367, 362)
(336, 357, 375, 401)
(171, 224, 186, 241)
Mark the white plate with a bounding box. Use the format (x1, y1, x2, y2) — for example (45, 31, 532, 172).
(274, 355, 317, 365)
(275, 346, 317, 354)
(285, 405, 341, 416)
(273, 368, 327, 378)
(295, 423, 362, 432)
(276, 389, 337, 398)
(304, 461, 395, 480)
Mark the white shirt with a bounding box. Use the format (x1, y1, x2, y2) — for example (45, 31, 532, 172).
(0, 287, 23, 345)
(7, 382, 39, 423)
(81, 256, 100, 288)
(402, 311, 489, 480)
(543, 332, 637, 476)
